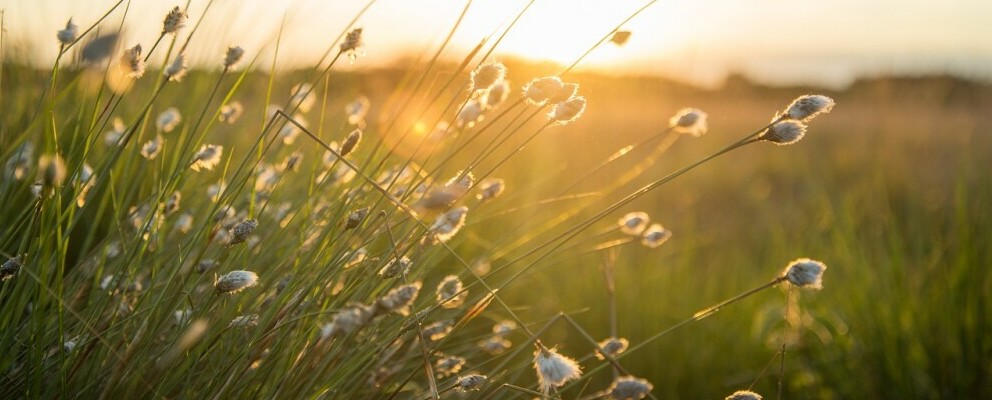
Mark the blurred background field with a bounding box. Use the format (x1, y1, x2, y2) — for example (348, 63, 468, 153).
(1, 1, 990, 398)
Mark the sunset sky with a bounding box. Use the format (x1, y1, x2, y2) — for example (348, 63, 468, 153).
(2, 0, 989, 88)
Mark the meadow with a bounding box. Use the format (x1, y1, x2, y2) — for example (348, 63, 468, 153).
(1, 2, 990, 399)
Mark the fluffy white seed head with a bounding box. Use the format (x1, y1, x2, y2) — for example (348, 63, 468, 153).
(340, 28, 363, 54)
(669, 108, 708, 137)
(224, 46, 245, 68)
(479, 336, 512, 354)
(533, 346, 582, 393)
(548, 96, 586, 125)
(607, 376, 654, 400)
(726, 390, 763, 400)
(162, 6, 188, 35)
(57, 18, 78, 46)
(785, 95, 835, 121)
(141, 135, 165, 160)
(760, 119, 807, 145)
(523, 76, 565, 105)
(429, 206, 469, 243)
(471, 62, 506, 92)
(456, 100, 484, 128)
(340, 129, 363, 157)
(157, 107, 182, 132)
(423, 320, 453, 341)
(215, 270, 259, 294)
(344, 207, 370, 230)
(641, 224, 671, 248)
(595, 337, 629, 360)
(346, 96, 370, 125)
(290, 83, 316, 113)
(456, 374, 487, 392)
(163, 191, 181, 215)
(378, 256, 412, 278)
(782, 258, 827, 290)
(618, 212, 650, 236)
(376, 282, 421, 316)
(1, 255, 24, 282)
(436, 275, 467, 309)
(5, 142, 34, 181)
(190, 144, 223, 172)
(476, 177, 505, 201)
(164, 53, 188, 81)
(435, 354, 466, 377)
(219, 102, 243, 123)
(493, 320, 517, 336)
(228, 218, 258, 245)
(321, 303, 374, 338)
(38, 154, 67, 188)
(229, 314, 259, 328)
(483, 79, 510, 110)
(120, 44, 145, 79)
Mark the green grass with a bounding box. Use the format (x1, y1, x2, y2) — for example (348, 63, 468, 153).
(1, 2, 990, 399)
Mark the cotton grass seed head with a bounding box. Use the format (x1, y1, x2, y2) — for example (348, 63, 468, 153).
(436, 275, 467, 309)
(191, 144, 223, 172)
(760, 118, 807, 145)
(548, 96, 586, 125)
(38, 154, 67, 188)
(534, 346, 582, 393)
(229, 314, 259, 328)
(456, 374, 487, 392)
(164, 53, 187, 81)
(344, 207, 370, 230)
(140, 135, 164, 160)
(618, 212, 650, 236)
(493, 320, 517, 336)
(340, 129, 363, 157)
(228, 218, 258, 245)
(607, 376, 654, 400)
(484, 79, 510, 110)
(215, 270, 259, 294)
(785, 95, 835, 122)
(346, 96, 370, 125)
(57, 18, 78, 46)
(476, 177, 505, 201)
(595, 337, 629, 360)
(782, 258, 827, 290)
(224, 46, 245, 68)
(378, 256, 412, 278)
(340, 28, 364, 54)
(669, 107, 708, 137)
(157, 107, 182, 132)
(376, 282, 421, 316)
(430, 206, 469, 243)
(524, 76, 565, 105)
(471, 62, 506, 92)
(435, 354, 466, 377)
(726, 390, 763, 400)
(641, 223, 671, 248)
(423, 320, 453, 341)
(457, 99, 484, 128)
(321, 303, 374, 338)
(162, 6, 188, 35)
(479, 336, 512, 354)
(219, 102, 243, 123)
(120, 44, 145, 79)
(1, 255, 24, 282)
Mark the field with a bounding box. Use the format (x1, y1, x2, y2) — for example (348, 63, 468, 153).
(1, 3, 991, 399)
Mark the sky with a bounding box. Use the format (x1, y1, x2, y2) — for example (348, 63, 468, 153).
(1, 0, 990, 88)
